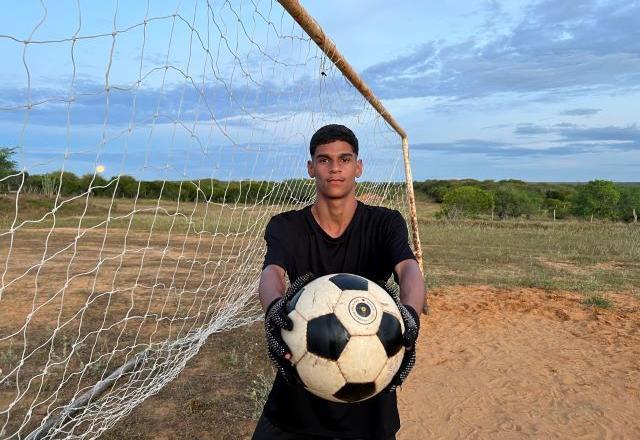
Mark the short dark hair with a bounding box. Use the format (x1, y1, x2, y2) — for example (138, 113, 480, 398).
(309, 124, 359, 157)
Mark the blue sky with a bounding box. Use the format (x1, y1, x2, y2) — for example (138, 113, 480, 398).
(1, 0, 639, 182)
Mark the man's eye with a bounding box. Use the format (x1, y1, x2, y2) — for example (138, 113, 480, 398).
(341, 157, 351, 163)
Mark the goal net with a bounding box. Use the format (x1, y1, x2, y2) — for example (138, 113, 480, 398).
(0, 1, 412, 438)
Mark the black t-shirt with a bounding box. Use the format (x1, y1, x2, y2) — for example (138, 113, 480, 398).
(261, 201, 416, 439)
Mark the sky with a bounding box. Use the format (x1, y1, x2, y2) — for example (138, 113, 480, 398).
(305, 0, 640, 182)
(1, 0, 639, 182)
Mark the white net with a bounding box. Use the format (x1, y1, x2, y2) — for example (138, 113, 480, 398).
(0, 1, 408, 438)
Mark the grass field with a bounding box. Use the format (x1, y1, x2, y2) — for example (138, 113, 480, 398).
(1, 195, 638, 439)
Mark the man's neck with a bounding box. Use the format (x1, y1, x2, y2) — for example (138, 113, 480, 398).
(311, 196, 358, 239)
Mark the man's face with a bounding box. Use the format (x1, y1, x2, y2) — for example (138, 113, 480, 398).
(307, 140, 363, 199)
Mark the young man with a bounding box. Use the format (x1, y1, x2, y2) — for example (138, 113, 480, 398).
(253, 124, 425, 440)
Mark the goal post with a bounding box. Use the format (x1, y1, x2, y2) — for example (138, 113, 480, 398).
(0, 1, 421, 438)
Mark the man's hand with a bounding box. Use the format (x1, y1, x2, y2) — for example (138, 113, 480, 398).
(264, 272, 314, 382)
(389, 301, 419, 391)
(376, 279, 421, 391)
(264, 296, 294, 380)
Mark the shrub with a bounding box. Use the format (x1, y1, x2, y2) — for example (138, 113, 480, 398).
(439, 186, 493, 219)
(617, 186, 640, 222)
(493, 186, 538, 219)
(571, 180, 620, 220)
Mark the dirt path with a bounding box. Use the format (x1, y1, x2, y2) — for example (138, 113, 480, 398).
(397, 286, 640, 439)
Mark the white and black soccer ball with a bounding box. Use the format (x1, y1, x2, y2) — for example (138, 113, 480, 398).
(282, 273, 405, 403)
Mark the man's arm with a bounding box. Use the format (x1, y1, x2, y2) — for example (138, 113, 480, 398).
(394, 258, 425, 314)
(259, 264, 295, 363)
(258, 264, 287, 312)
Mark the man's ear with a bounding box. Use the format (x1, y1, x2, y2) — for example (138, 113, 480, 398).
(356, 158, 363, 178)
(307, 159, 315, 178)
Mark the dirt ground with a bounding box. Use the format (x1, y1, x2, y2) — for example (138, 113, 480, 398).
(100, 285, 640, 439)
(398, 286, 640, 439)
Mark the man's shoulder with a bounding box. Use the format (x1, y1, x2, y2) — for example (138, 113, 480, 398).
(267, 206, 309, 227)
(359, 201, 402, 220)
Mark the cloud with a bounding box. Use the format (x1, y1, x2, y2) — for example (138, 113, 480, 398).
(0, 73, 359, 128)
(362, 0, 640, 101)
(410, 139, 587, 158)
(558, 124, 640, 142)
(514, 124, 550, 135)
(514, 122, 640, 143)
(560, 108, 601, 116)
(410, 123, 640, 158)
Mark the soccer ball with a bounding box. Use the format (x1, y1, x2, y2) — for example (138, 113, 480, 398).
(282, 273, 405, 403)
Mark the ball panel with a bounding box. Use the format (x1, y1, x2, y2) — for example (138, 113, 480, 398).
(307, 314, 350, 361)
(296, 353, 346, 400)
(365, 282, 396, 307)
(337, 336, 387, 383)
(366, 283, 405, 333)
(286, 287, 305, 314)
(329, 273, 369, 291)
(376, 312, 404, 357)
(294, 276, 343, 320)
(333, 382, 377, 403)
(374, 348, 404, 393)
(281, 310, 308, 364)
(333, 292, 382, 336)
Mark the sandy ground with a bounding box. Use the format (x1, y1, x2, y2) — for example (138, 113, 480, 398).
(98, 286, 640, 439)
(397, 286, 640, 439)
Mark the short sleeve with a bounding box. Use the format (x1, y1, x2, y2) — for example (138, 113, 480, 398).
(386, 211, 416, 269)
(262, 216, 288, 271)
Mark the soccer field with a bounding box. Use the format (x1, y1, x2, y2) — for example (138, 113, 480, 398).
(0, 195, 274, 437)
(0, 199, 640, 438)
(2, 197, 639, 438)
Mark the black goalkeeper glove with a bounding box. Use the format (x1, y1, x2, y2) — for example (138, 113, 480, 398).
(376, 280, 421, 392)
(264, 272, 314, 383)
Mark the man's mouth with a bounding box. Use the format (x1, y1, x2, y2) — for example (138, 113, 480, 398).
(327, 178, 344, 183)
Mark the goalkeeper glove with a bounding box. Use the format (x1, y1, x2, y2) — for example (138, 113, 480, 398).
(376, 280, 420, 391)
(264, 272, 314, 383)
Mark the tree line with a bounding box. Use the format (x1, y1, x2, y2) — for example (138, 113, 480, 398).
(415, 179, 640, 222)
(0, 148, 396, 205)
(2, 148, 639, 221)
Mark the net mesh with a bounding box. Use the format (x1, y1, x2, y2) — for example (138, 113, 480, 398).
(0, 1, 407, 438)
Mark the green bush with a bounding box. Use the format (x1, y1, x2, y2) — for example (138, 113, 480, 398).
(439, 186, 494, 219)
(571, 180, 620, 220)
(543, 198, 571, 219)
(617, 186, 640, 222)
(493, 186, 538, 219)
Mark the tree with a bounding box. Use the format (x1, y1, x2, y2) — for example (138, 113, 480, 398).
(79, 173, 110, 196)
(0, 147, 21, 192)
(493, 186, 538, 219)
(617, 186, 640, 222)
(113, 175, 140, 198)
(0, 147, 17, 173)
(571, 180, 620, 220)
(439, 186, 494, 219)
(543, 198, 571, 219)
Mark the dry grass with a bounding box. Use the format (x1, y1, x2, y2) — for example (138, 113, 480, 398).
(416, 204, 640, 295)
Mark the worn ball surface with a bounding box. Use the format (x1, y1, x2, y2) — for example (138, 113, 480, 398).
(282, 273, 405, 403)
